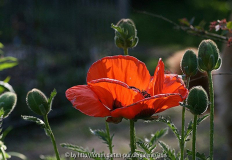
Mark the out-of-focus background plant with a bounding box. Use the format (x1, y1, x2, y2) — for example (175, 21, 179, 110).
(0, 0, 231, 159)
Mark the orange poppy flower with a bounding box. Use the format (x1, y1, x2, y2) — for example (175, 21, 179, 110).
(66, 55, 188, 123)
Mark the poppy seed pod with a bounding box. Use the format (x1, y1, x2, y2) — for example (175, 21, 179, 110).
(111, 19, 139, 49)
(26, 88, 49, 116)
(181, 50, 198, 77)
(198, 39, 221, 72)
(0, 92, 17, 118)
(186, 86, 208, 115)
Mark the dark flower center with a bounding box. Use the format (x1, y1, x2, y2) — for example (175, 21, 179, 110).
(113, 99, 123, 110)
(129, 86, 151, 98)
(134, 108, 155, 120)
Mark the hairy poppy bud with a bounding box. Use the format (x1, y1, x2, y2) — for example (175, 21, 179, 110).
(111, 19, 139, 49)
(198, 39, 221, 72)
(181, 50, 198, 77)
(0, 92, 17, 118)
(186, 86, 208, 115)
(26, 88, 50, 116)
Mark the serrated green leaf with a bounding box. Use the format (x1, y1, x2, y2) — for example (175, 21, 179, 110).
(21, 115, 45, 128)
(60, 143, 103, 160)
(150, 127, 168, 145)
(136, 140, 156, 154)
(47, 89, 57, 110)
(90, 128, 108, 144)
(185, 114, 209, 141)
(61, 143, 89, 154)
(0, 56, 18, 71)
(186, 150, 208, 160)
(158, 141, 176, 160)
(156, 116, 180, 141)
(197, 114, 209, 125)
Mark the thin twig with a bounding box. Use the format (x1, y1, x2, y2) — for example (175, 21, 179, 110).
(133, 9, 229, 43)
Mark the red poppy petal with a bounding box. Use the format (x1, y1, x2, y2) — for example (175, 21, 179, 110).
(111, 93, 182, 119)
(147, 59, 164, 96)
(65, 85, 111, 117)
(162, 74, 188, 99)
(87, 55, 151, 91)
(88, 78, 144, 110)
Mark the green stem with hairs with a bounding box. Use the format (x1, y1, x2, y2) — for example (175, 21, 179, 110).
(181, 76, 190, 160)
(43, 115, 60, 160)
(130, 120, 137, 160)
(123, 48, 128, 55)
(192, 114, 197, 160)
(207, 71, 214, 160)
(105, 120, 113, 160)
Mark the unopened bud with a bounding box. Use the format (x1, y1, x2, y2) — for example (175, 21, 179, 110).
(181, 50, 198, 77)
(26, 89, 50, 116)
(186, 86, 208, 115)
(111, 19, 139, 49)
(0, 92, 17, 118)
(198, 39, 221, 72)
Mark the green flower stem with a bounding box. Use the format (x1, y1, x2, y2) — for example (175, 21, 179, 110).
(181, 76, 190, 160)
(124, 48, 128, 55)
(0, 146, 6, 160)
(207, 71, 214, 160)
(192, 114, 197, 160)
(130, 120, 136, 160)
(105, 120, 113, 160)
(43, 115, 61, 160)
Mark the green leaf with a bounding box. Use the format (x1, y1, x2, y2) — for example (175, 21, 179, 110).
(47, 89, 57, 110)
(0, 56, 18, 71)
(150, 127, 168, 145)
(90, 128, 114, 148)
(156, 116, 180, 141)
(111, 24, 123, 33)
(227, 21, 232, 29)
(196, 114, 209, 125)
(0, 81, 15, 93)
(137, 140, 156, 154)
(185, 114, 209, 141)
(158, 141, 176, 160)
(0, 92, 17, 118)
(21, 115, 45, 128)
(186, 150, 208, 160)
(8, 152, 27, 160)
(60, 143, 102, 160)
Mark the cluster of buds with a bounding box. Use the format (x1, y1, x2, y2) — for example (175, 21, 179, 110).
(181, 39, 221, 115)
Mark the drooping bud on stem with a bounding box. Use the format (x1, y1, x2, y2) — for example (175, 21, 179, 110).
(198, 39, 221, 72)
(181, 49, 198, 77)
(26, 88, 50, 116)
(111, 19, 139, 52)
(186, 86, 208, 115)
